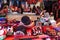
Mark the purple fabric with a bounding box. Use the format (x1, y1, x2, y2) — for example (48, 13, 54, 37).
(54, 27, 60, 31)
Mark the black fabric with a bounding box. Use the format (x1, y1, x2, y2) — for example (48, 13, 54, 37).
(7, 0, 10, 6)
(16, 25, 27, 34)
(53, 10, 56, 20)
(52, 2, 58, 20)
(58, 10, 60, 18)
(32, 6, 36, 13)
(0, 14, 6, 17)
(44, 1, 52, 12)
(13, 1, 17, 6)
(21, 0, 26, 2)
(21, 6, 23, 14)
(18, 0, 21, 8)
(21, 16, 31, 25)
(34, 20, 37, 26)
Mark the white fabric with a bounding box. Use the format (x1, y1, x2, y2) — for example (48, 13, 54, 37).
(44, 12, 50, 18)
(50, 16, 54, 20)
(44, 22, 49, 26)
(50, 20, 56, 27)
(0, 35, 6, 39)
(26, 2, 28, 8)
(12, 12, 18, 14)
(3, 0, 7, 3)
(35, 2, 40, 7)
(44, 12, 50, 21)
(9, 1, 12, 6)
(27, 32, 31, 36)
(0, 26, 1, 29)
(7, 27, 13, 32)
(0, 30, 4, 35)
(30, 4, 34, 9)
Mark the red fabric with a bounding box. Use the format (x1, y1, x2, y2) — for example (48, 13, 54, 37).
(14, 35, 49, 39)
(42, 26, 47, 33)
(49, 25, 54, 29)
(27, 0, 43, 4)
(26, 28, 32, 35)
(3, 29, 7, 35)
(10, 6, 19, 12)
(3, 8, 8, 13)
(2, 24, 8, 27)
(26, 27, 33, 35)
(42, 26, 54, 33)
(27, 0, 36, 4)
(0, 10, 4, 13)
(5, 36, 14, 40)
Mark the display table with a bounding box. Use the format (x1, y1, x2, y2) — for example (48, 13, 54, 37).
(7, 14, 40, 21)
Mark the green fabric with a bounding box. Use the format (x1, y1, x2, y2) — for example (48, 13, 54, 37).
(0, 38, 3, 40)
(0, 36, 4, 40)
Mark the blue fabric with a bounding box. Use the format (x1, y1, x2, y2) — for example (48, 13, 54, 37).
(0, 1, 1, 2)
(0, 17, 6, 21)
(11, 0, 14, 5)
(17, 1, 19, 7)
(0, 0, 2, 8)
(21, 2, 26, 5)
(15, 0, 19, 6)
